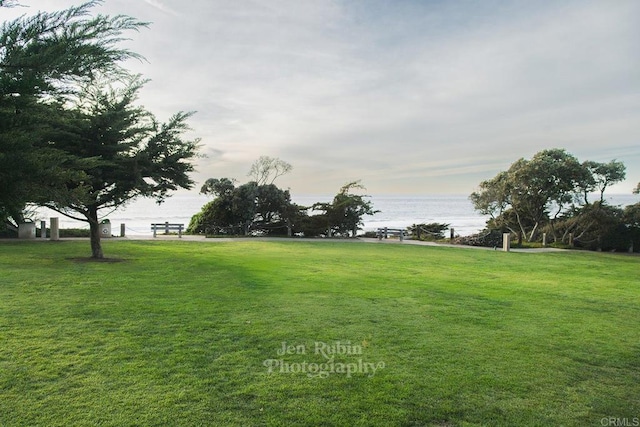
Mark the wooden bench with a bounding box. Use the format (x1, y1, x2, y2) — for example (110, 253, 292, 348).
(376, 227, 405, 242)
(151, 222, 184, 238)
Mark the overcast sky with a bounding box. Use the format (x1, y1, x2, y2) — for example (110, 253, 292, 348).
(5, 0, 640, 195)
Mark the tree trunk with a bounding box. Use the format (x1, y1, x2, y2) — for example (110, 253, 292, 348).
(88, 206, 103, 259)
(528, 222, 539, 242)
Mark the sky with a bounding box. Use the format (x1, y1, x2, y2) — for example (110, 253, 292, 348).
(3, 0, 640, 195)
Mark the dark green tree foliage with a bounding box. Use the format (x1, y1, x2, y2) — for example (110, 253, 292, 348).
(312, 181, 378, 237)
(200, 177, 235, 197)
(0, 1, 146, 228)
(189, 178, 377, 238)
(42, 79, 198, 258)
(189, 180, 294, 236)
(470, 148, 633, 250)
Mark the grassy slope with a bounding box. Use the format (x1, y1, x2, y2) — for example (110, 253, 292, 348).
(0, 240, 638, 426)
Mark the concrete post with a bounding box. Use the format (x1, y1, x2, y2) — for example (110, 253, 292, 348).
(18, 222, 36, 239)
(542, 232, 547, 247)
(450, 228, 455, 240)
(120, 223, 126, 237)
(41, 220, 47, 239)
(502, 233, 511, 252)
(50, 217, 59, 241)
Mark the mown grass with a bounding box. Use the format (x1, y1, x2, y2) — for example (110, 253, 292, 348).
(0, 239, 638, 426)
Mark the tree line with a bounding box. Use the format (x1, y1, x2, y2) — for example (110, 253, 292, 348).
(187, 156, 377, 238)
(470, 148, 640, 251)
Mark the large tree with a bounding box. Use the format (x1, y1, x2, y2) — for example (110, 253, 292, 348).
(41, 78, 199, 258)
(189, 178, 294, 236)
(313, 181, 378, 237)
(470, 148, 616, 242)
(0, 0, 146, 229)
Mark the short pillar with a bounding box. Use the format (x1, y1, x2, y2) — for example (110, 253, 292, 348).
(120, 223, 126, 238)
(384, 227, 388, 239)
(542, 233, 547, 247)
(502, 233, 511, 252)
(450, 228, 455, 240)
(50, 217, 59, 241)
(41, 220, 47, 239)
(18, 222, 36, 239)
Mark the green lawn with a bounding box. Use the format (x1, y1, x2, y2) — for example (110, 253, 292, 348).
(0, 240, 638, 426)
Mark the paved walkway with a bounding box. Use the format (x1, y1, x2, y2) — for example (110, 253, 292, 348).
(111, 234, 567, 253)
(1, 234, 568, 252)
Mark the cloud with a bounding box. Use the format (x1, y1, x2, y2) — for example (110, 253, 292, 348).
(16, 0, 640, 194)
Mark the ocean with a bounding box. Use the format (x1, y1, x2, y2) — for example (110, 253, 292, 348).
(34, 193, 638, 238)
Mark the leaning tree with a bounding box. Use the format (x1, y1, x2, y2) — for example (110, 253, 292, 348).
(40, 77, 199, 258)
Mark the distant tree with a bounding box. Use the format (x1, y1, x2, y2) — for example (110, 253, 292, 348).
(314, 181, 378, 237)
(471, 149, 595, 242)
(247, 156, 292, 185)
(200, 177, 236, 197)
(190, 179, 294, 236)
(469, 171, 513, 232)
(581, 160, 626, 203)
(41, 78, 199, 258)
(0, 0, 146, 229)
(634, 183, 640, 194)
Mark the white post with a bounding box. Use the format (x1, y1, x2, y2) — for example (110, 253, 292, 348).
(542, 232, 547, 247)
(50, 217, 59, 241)
(502, 233, 511, 252)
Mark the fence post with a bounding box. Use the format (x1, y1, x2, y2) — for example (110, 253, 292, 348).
(120, 223, 125, 237)
(41, 220, 47, 239)
(502, 233, 511, 252)
(450, 228, 455, 240)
